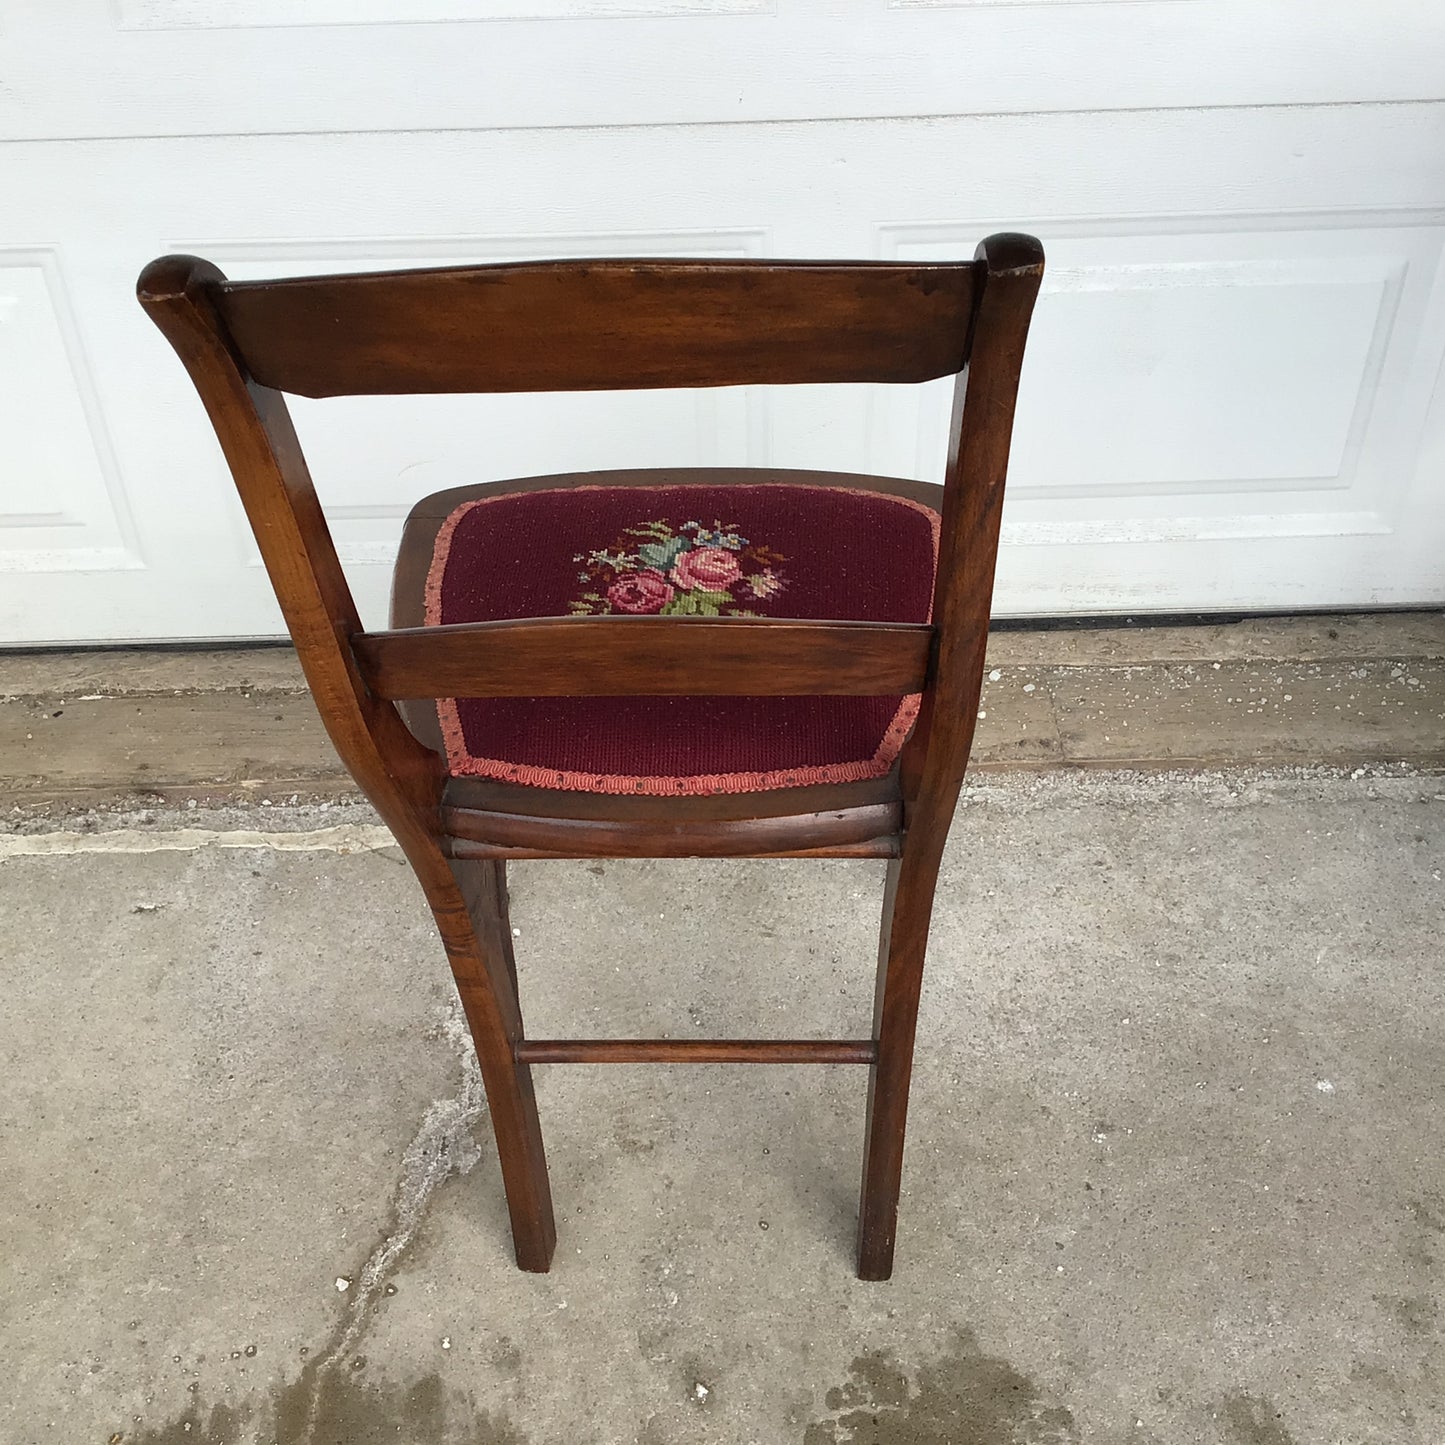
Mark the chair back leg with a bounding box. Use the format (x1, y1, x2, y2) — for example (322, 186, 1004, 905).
(856, 845, 945, 1279)
(438, 858, 557, 1271)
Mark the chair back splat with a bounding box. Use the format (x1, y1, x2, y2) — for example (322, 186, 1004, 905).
(139, 236, 1043, 1279)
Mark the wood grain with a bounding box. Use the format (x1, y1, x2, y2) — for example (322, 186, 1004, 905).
(443, 838, 902, 861)
(355, 617, 933, 700)
(215, 258, 978, 397)
(442, 799, 901, 858)
(516, 1039, 878, 1065)
(857, 232, 1045, 1280)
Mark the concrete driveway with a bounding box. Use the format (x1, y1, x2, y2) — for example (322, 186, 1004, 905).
(3, 768, 1442, 1444)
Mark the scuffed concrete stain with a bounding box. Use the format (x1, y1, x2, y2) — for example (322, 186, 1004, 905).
(1375, 1291, 1439, 1336)
(119, 1003, 500, 1445)
(1383, 1196, 1445, 1339)
(802, 1329, 1078, 1444)
(271, 1369, 523, 1445)
(1347, 1360, 1419, 1433)
(121, 1400, 252, 1445)
(1403, 1196, 1445, 1273)
(1216, 1393, 1298, 1445)
(121, 1373, 521, 1445)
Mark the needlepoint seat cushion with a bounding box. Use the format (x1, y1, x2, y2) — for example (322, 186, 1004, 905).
(408, 476, 940, 796)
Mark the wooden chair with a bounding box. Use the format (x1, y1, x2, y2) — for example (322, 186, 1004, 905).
(137, 235, 1043, 1279)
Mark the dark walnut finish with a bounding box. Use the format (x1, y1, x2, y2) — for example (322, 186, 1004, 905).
(214, 259, 980, 396)
(137, 237, 1043, 1280)
(515, 1039, 879, 1065)
(354, 616, 933, 700)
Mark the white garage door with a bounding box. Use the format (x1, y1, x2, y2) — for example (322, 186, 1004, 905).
(3, 2, 1444, 643)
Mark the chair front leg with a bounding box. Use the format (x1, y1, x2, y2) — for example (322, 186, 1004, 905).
(433, 858, 556, 1272)
(856, 845, 944, 1280)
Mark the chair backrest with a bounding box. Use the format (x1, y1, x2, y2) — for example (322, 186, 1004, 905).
(213, 259, 981, 396)
(138, 237, 1043, 857)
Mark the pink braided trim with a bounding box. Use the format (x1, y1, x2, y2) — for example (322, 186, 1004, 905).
(435, 691, 923, 795)
(424, 484, 940, 796)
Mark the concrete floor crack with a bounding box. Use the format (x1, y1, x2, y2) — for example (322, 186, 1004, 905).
(296, 1000, 487, 1442)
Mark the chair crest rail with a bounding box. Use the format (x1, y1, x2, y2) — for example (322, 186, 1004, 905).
(213, 259, 980, 397)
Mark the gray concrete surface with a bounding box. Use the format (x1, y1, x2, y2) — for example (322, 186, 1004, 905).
(5, 613, 1444, 812)
(3, 768, 1443, 1444)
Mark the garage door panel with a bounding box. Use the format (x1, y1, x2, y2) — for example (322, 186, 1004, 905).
(1011, 263, 1393, 494)
(3, 102, 1444, 641)
(117, 0, 771, 24)
(880, 216, 1445, 560)
(0, 250, 142, 577)
(12, 0, 1443, 140)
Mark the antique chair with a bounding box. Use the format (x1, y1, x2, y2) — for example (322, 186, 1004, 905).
(138, 234, 1043, 1278)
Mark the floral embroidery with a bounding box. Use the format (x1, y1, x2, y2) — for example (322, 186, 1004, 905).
(570, 519, 787, 618)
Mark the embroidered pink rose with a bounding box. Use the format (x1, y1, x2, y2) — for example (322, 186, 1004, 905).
(670, 546, 741, 592)
(607, 569, 674, 614)
(570, 519, 786, 618)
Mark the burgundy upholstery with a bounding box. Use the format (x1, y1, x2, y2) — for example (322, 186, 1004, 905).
(424, 483, 939, 795)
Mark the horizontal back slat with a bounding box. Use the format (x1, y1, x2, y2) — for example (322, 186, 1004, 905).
(353, 617, 933, 699)
(215, 259, 978, 397)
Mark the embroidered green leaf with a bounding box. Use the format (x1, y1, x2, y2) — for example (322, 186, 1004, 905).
(638, 537, 687, 571)
(662, 587, 731, 617)
(583, 549, 637, 575)
(626, 520, 676, 541)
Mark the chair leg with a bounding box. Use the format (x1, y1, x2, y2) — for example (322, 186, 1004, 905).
(430, 858, 556, 1272)
(856, 848, 943, 1280)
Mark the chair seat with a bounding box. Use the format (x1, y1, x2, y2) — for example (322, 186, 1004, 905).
(393, 468, 940, 798)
